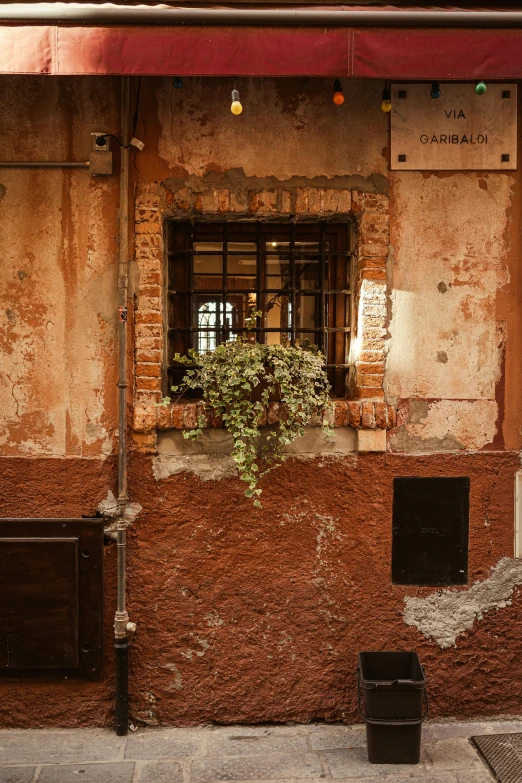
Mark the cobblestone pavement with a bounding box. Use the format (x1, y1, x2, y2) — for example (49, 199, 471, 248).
(1, 720, 521, 783)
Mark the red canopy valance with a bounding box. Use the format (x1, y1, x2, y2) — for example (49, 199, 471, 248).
(2, 24, 522, 77)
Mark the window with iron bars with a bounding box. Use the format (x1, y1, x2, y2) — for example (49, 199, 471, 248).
(166, 221, 354, 397)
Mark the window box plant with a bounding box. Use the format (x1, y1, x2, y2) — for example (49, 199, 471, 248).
(162, 311, 333, 505)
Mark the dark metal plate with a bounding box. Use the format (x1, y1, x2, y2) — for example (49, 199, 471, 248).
(471, 733, 522, 783)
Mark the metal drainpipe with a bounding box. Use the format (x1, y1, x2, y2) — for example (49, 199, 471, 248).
(114, 74, 131, 738)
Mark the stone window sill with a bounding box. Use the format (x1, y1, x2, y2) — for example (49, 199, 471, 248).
(132, 399, 397, 434)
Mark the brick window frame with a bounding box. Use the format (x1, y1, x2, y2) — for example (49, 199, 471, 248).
(132, 182, 396, 446)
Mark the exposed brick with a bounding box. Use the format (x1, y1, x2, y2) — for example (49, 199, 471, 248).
(387, 404, 397, 428)
(135, 390, 162, 405)
(361, 326, 386, 340)
(334, 400, 348, 427)
(350, 189, 363, 212)
(362, 306, 387, 319)
(374, 401, 388, 429)
(135, 233, 162, 249)
(308, 188, 322, 213)
(138, 284, 162, 299)
(135, 337, 162, 352)
(137, 296, 161, 312)
(200, 189, 219, 212)
(135, 222, 162, 235)
(337, 189, 352, 213)
(361, 244, 389, 258)
(171, 404, 184, 429)
(256, 190, 278, 214)
(139, 271, 163, 287)
(356, 361, 385, 374)
(184, 403, 198, 429)
(280, 189, 292, 213)
(171, 187, 192, 211)
(362, 316, 386, 329)
(347, 401, 361, 428)
(321, 189, 338, 213)
(358, 350, 385, 363)
(217, 189, 230, 212)
(136, 362, 162, 378)
(361, 401, 376, 429)
(362, 193, 389, 211)
(359, 386, 385, 399)
(157, 404, 173, 430)
(136, 377, 162, 391)
(133, 404, 157, 433)
(135, 324, 162, 339)
(229, 190, 249, 213)
(130, 431, 157, 454)
(295, 188, 309, 213)
(358, 257, 387, 271)
(135, 311, 163, 325)
(136, 350, 163, 364)
(357, 372, 384, 389)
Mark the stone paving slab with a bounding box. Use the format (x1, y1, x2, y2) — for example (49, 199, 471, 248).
(454, 769, 495, 783)
(0, 768, 36, 783)
(424, 739, 486, 771)
(191, 752, 325, 782)
(206, 731, 308, 757)
(134, 759, 184, 782)
(0, 729, 125, 764)
(308, 726, 367, 750)
(428, 719, 522, 740)
(0, 721, 504, 782)
(37, 763, 135, 782)
(323, 747, 431, 779)
(125, 728, 206, 760)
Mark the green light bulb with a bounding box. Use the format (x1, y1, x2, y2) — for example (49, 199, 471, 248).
(475, 81, 487, 95)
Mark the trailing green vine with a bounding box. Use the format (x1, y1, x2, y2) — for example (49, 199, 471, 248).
(162, 311, 333, 506)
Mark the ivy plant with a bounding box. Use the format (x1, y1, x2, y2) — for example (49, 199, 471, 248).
(163, 311, 333, 506)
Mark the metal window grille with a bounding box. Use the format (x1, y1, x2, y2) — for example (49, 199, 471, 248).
(166, 220, 353, 397)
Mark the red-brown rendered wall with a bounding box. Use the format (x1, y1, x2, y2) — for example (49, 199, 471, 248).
(2, 451, 520, 727)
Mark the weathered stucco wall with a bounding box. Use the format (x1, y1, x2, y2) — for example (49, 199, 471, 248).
(1, 76, 522, 728)
(0, 77, 120, 458)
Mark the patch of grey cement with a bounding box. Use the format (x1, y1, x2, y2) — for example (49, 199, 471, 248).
(152, 454, 237, 482)
(154, 427, 355, 481)
(389, 430, 465, 453)
(165, 168, 390, 195)
(403, 557, 522, 649)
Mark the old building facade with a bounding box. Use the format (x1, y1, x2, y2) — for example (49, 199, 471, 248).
(1, 9, 522, 728)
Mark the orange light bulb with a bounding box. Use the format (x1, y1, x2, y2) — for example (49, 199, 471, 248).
(332, 78, 344, 106)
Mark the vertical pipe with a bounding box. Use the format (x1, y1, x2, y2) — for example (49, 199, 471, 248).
(114, 75, 131, 737)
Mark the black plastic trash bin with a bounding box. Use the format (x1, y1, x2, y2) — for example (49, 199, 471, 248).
(357, 651, 428, 765)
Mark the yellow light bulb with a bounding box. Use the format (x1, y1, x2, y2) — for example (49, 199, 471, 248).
(231, 88, 243, 115)
(381, 99, 392, 112)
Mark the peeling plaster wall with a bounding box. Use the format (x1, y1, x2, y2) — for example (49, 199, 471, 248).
(0, 77, 120, 458)
(1, 76, 522, 727)
(386, 171, 520, 452)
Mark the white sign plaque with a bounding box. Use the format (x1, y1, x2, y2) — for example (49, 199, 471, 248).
(390, 83, 517, 171)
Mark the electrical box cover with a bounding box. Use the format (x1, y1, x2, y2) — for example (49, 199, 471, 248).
(89, 150, 113, 176)
(0, 518, 104, 680)
(392, 476, 469, 586)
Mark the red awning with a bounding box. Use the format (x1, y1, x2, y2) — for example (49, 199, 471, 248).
(2, 20, 522, 77)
